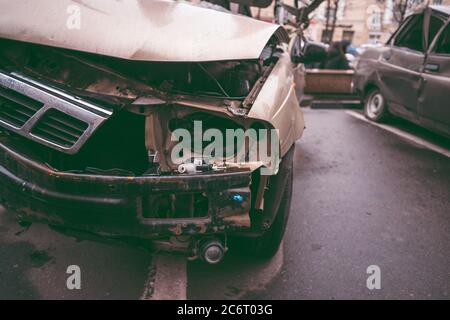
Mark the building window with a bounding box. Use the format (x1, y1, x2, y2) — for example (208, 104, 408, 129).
(322, 30, 333, 43)
(369, 33, 381, 44)
(325, 7, 336, 20)
(369, 11, 383, 31)
(342, 30, 355, 43)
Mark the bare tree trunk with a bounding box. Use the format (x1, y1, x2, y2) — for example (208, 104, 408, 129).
(329, 0, 339, 44)
(324, 0, 331, 42)
(324, 0, 339, 44)
(399, 0, 408, 22)
(394, 0, 414, 24)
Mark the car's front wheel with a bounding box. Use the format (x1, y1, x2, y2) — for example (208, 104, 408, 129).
(232, 146, 294, 260)
(364, 87, 389, 122)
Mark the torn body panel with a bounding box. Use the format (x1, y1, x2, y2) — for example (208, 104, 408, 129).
(0, 0, 288, 62)
(248, 49, 305, 155)
(0, 0, 306, 258)
(0, 36, 301, 171)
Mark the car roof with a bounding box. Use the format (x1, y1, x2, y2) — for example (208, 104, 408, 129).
(430, 5, 450, 17)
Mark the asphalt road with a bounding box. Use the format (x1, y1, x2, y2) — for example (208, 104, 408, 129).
(250, 108, 450, 300)
(0, 108, 449, 299)
(0, 210, 152, 299)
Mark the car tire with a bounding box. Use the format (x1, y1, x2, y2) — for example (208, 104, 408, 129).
(232, 147, 294, 260)
(364, 87, 389, 122)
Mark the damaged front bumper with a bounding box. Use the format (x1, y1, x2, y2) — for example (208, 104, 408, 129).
(0, 140, 253, 246)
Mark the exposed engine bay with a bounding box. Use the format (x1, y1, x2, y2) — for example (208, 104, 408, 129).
(0, 0, 318, 262)
(0, 38, 283, 176)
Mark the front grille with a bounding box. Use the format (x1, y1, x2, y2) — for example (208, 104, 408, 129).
(31, 109, 89, 148)
(0, 86, 44, 128)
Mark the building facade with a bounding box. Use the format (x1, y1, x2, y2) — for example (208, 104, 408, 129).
(307, 0, 450, 46)
(251, 0, 450, 46)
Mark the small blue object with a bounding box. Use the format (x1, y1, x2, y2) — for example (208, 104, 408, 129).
(232, 194, 244, 203)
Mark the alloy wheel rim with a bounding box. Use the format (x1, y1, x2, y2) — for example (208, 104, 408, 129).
(367, 92, 384, 118)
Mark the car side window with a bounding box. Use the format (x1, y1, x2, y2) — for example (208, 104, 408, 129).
(428, 15, 445, 48)
(435, 23, 450, 55)
(394, 14, 425, 52)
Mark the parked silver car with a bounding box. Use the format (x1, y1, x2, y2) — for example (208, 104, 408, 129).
(354, 5, 450, 138)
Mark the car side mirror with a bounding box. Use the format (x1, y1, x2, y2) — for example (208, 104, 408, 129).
(291, 37, 328, 64)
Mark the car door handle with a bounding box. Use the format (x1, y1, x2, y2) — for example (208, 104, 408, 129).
(424, 63, 440, 73)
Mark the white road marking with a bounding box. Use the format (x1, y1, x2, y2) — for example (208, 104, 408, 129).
(346, 110, 450, 159)
(140, 254, 187, 300)
(140, 263, 156, 300)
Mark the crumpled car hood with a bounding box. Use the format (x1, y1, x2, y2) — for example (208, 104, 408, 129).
(0, 0, 288, 62)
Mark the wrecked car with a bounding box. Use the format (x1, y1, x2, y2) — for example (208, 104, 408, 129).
(354, 5, 450, 138)
(0, 0, 324, 263)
